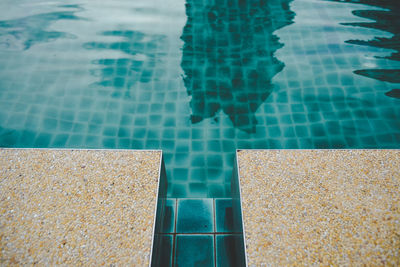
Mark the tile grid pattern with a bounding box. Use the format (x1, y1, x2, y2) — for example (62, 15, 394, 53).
(157, 198, 245, 267)
(1, 0, 400, 199)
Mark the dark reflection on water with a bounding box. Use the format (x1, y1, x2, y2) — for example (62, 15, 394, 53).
(327, 0, 400, 99)
(84, 30, 167, 98)
(181, 0, 295, 133)
(0, 5, 82, 50)
(385, 88, 400, 99)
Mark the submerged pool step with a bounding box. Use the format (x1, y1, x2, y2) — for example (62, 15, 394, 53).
(151, 198, 245, 267)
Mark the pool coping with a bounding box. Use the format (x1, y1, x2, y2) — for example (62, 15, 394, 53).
(236, 149, 400, 266)
(0, 148, 163, 266)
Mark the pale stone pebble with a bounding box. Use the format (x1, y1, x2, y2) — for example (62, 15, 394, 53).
(238, 149, 400, 266)
(0, 149, 161, 266)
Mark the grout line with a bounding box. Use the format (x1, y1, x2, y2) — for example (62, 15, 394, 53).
(214, 233, 217, 267)
(213, 198, 217, 267)
(213, 198, 216, 233)
(171, 198, 178, 267)
(159, 232, 242, 235)
(174, 198, 178, 233)
(171, 234, 176, 267)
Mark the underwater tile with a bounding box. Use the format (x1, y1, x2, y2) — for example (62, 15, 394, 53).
(174, 153, 189, 165)
(208, 184, 225, 198)
(216, 235, 246, 267)
(162, 129, 175, 139)
(145, 139, 160, 148)
(117, 127, 131, 138)
(161, 140, 175, 150)
(133, 128, 146, 138)
(176, 199, 213, 233)
(191, 141, 204, 152)
(19, 130, 37, 147)
(34, 133, 52, 147)
(120, 114, 133, 126)
(207, 168, 223, 180)
(103, 127, 117, 137)
(207, 140, 221, 152)
(149, 115, 162, 124)
(84, 135, 100, 147)
(161, 199, 176, 233)
(117, 138, 131, 148)
(170, 184, 188, 198)
(43, 118, 58, 130)
(134, 117, 147, 126)
(188, 183, 208, 197)
(191, 128, 204, 139)
(215, 199, 242, 233)
(189, 168, 207, 182)
(207, 155, 223, 167)
(105, 112, 120, 124)
(173, 168, 188, 182)
(310, 123, 326, 137)
(175, 235, 214, 267)
(159, 235, 173, 267)
(102, 137, 116, 148)
(59, 120, 74, 131)
(0, 130, 19, 146)
(284, 139, 299, 149)
(268, 126, 281, 137)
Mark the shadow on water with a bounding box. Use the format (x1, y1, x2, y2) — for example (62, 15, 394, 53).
(181, 0, 295, 133)
(0, 5, 83, 50)
(84, 30, 167, 98)
(326, 0, 400, 99)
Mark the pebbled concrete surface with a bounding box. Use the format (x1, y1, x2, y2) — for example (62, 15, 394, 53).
(238, 149, 400, 266)
(0, 149, 161, 266)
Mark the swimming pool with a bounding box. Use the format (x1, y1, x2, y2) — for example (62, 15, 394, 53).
(1, 0, 399, 198)
(1, 0, 399, 264)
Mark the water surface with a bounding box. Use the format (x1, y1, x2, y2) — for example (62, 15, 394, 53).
(0, 0, 399, 198)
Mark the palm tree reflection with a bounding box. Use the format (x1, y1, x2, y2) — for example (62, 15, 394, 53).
(328, 0, 400, 99)
(181, 0, 294, 133)
(0, 5, 82, 50)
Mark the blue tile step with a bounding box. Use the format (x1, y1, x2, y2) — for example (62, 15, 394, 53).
(215, 198, 243, 233)
(216, 234, 246, 267)
(176, 198, 214, 233)
(152, 198, 246, 267)
(161, 198, 176, 233)
(175, 234, 214, 267)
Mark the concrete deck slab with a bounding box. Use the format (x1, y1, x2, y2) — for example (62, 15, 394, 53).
(0, 149, 161, 266)
(237, 149, 400, 266)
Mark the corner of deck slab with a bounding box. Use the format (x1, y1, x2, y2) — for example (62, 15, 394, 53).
(237, 149, 400, 266)
(0, 148, 162, 266)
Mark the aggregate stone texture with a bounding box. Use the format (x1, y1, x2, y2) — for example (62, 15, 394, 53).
(0, 149, 161, 266)
(237, 149, 400, 266)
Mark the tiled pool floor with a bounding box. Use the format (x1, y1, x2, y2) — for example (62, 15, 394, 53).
(1, 0, 399, 199)
(153, 198, 245, 267)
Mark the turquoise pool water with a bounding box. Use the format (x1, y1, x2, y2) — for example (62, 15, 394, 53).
(1, 0, 399, 198)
